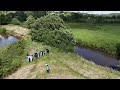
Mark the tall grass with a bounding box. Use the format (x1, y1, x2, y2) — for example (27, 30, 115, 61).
(0, 39, 27, 78)
(65, 22, 120, 56)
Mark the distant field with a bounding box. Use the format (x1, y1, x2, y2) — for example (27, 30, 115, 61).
(65, 22, 120, 56)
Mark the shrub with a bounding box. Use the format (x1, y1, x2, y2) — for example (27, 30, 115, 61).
(0, 14, 9, 25)
(30, 14, 75, 52)
(0, 27, 6, 34)
(0, 39, 27, 78)
(30, 14, 64, 30)
(116, 43, 120, 56)
(11, 18, 21, 25)
(22, 15, 35, 29)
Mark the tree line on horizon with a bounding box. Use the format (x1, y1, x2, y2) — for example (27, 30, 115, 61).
(1, 11, 120, 25)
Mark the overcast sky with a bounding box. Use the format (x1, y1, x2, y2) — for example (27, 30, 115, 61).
(70, 11, 120, 14)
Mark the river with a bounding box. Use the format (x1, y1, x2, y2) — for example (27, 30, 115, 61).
(0, 34, 19, 48)
(74, 45, 120, 71)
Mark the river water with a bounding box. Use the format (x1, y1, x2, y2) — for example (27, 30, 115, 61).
(0, 34, 19, 48)
(74, 45, 120, 71)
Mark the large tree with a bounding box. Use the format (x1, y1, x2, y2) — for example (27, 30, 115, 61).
(30, 14, 75, 52)
(24, 11, 47, 19)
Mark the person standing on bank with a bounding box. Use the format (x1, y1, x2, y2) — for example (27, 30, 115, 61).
(46, 64, 50, 73)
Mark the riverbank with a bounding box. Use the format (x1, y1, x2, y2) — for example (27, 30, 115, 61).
(74, 46, 118, 67)
(0, 24, 29, 38)
(5, 37, 120, 79)
(65, 22, 120, 57)
(1, 25, 120, 79)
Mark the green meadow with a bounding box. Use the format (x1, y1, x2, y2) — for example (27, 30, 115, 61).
(65, 22, 120, 56)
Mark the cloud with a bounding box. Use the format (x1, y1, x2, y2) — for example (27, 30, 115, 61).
(68, 11, 120, 14)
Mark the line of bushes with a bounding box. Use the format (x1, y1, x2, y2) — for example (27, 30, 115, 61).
(0, 39, 27, 78)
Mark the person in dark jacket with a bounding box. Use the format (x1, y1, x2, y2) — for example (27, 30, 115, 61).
(34, 53, 38, 58)
(46, 49, 49, 54)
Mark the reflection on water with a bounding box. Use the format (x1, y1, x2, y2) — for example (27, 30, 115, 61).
(74, 46, 118, 67)
(0, 34, 19, 48)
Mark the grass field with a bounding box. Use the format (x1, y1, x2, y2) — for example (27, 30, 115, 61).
(65, 22, 120, 56)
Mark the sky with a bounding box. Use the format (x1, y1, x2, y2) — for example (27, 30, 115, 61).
(70, 11, 120, 15)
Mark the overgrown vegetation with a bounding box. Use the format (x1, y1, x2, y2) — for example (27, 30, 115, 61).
(116, 43, 120, 57)
(11, 18, 21, 25)
(66, 22, 120, 56)
(1, 11, 120, 25)
(58, 11, 120, 23)
(30, 14, 75, 52)
(22, 15, 35, 29)
(0, 39, 27, 78)
(24, 11, 47, 19)
(0, 11, 47, 25)
(0, 12, 15, 25)
(0, 27, 6, 34)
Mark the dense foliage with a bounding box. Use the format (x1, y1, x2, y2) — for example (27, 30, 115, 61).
(0, 27, 6, 34)
(11, 18, 21, 25)
(0, 11, 47, 25)
(0, 39, 27, 78)
(58, 11, 120, 23)
(14, 11, 27, 22)
(22, 15, 35, 29)
(30, 14, 75, 52)
(1, 11, 120, 25)
(0, 12, 14, 25)
(24, 11, 47, 19)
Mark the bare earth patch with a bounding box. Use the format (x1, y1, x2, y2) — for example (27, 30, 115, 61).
(1, 25, 29, 38)
(6, 64, 36, 79)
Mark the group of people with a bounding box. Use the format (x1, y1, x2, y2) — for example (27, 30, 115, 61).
(26, 49, 49, 62)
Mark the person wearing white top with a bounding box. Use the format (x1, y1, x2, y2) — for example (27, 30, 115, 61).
(27, 55, 33, 62)
(46, 64, 50, 73)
